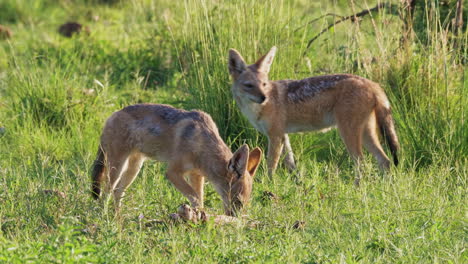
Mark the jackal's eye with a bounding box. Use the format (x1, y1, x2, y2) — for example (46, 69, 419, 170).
(262, 82, 267, 86)
(244, 83, 254, 89)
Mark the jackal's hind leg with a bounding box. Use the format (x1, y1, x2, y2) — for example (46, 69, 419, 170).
(363, 113, 391, 170)
(104, 152, 129, 196)
(336, 117, 364, 186)
(113, 153, 145, 210)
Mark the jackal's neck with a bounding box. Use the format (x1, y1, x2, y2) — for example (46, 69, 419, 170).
(202, 143, 234, 201)
(204, 145, 232, 181)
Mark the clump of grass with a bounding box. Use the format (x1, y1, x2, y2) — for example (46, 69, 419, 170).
(385, 51, 466, 167)
(0, 0, 27, 24)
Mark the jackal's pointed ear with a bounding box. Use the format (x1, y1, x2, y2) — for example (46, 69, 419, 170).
(247, 147, 262, 177)
(228, 49, 247, 78)
(255, 46, 277, 74)
(228, 144, 249, 178)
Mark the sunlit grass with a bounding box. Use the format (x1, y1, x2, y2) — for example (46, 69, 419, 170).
(0, 0, 466, 263)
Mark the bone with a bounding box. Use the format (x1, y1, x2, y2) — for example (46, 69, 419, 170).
(170, 204, 259, 227)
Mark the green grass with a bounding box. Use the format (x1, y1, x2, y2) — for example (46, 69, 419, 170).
(0, 0, 466, 263)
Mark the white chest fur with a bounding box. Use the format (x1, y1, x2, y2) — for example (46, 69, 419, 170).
(236, 97, 268, 135)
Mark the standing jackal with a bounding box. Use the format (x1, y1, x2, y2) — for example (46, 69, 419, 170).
(228, 46, 399, 183)
(91, 104, 262, 216)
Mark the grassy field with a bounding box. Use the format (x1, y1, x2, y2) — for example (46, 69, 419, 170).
(0, 0, 466, 263)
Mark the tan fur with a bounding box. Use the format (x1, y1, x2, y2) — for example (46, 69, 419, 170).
(228, 46, 399, 182)
(91, 104, 262, 216)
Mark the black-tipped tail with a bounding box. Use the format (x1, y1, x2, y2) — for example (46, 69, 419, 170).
(376, 105, 400, 166)
(91, 146, 105, 199)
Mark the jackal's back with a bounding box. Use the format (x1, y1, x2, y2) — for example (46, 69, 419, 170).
(101, 104, 226, 162)
(281, 74, 360, 102)
(122, 104, 204, 124)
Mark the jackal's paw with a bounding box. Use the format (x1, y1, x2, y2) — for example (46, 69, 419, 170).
(289, 169, 303, 185)
(354, 178, 361, 187)
(283, 160, 297, 172)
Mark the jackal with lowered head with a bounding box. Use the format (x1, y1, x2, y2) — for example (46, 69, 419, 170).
(91, 104, 262, 216)
(228, 46, 399, 184)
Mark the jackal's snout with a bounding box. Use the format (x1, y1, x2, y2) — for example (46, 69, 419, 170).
(226, 201, 243, 217)
(248, 94, 266, 104)
(258, 95, 266, 103)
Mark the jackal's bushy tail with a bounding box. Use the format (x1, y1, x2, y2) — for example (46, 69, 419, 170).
(375, 102, 400, 166)
(91, 146, 105, 199)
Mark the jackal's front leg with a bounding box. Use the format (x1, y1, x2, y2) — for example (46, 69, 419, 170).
(267, 135, 284, 178)
(282, 134, 296, 171)
(188, 172, 205, 208)
(166, 165, 202, 208)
